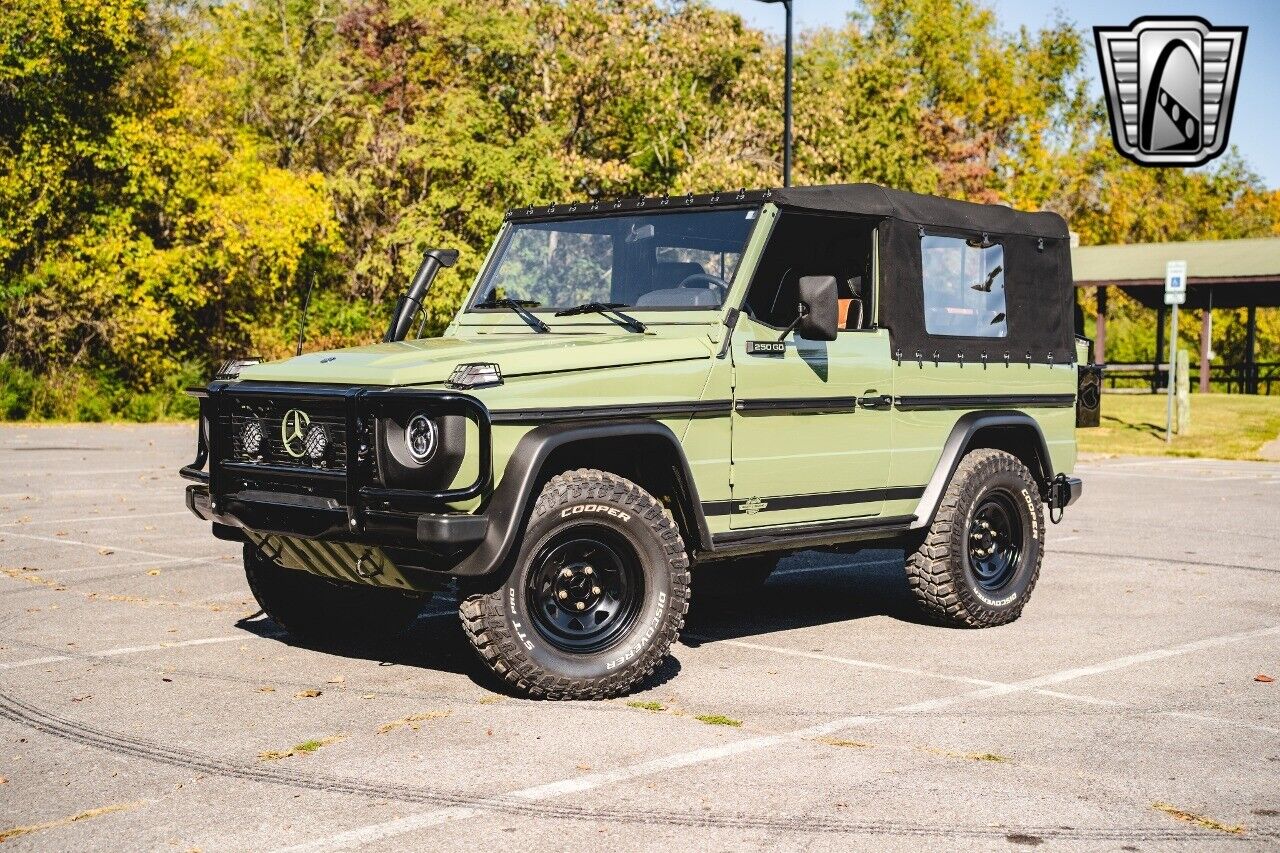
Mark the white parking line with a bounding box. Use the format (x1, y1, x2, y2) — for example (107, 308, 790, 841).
(5, 467, 170, 478)
(0, 510, 191, 528)
(271, 622, 1280, 852)
(0, 610, 453, 673)
(37, 555, 232, 575)
(0, 635, 246, 671)
(1160, 710, 1280, 735)
(684, 635, 1120, 706)
(0, 530, 201, 563)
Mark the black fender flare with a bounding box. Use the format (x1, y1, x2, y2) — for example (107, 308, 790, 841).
(452, 419, 710, 576)
(910, 410, 1054, 531)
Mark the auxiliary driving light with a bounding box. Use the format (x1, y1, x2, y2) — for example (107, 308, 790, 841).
(405, 413, 438, 463)
(240, 419, 263, 456)
(303, 424, 329, 461)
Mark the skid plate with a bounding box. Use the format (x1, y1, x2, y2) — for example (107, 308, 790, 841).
(246, 530, 418, 591)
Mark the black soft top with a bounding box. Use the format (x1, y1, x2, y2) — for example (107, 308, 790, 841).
(505, 183, 1068, 241)
(506, 184, 1075, 366)
(771, 184, 1068, 240)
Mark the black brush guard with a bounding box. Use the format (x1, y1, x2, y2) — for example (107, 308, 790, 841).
(181, 382, 494, 567)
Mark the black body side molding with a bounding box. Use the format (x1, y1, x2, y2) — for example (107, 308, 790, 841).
(908, 410, 1054, 531)
(450, 419, 711, 576)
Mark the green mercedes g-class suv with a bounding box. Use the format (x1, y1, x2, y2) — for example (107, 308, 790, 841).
(182, 184, 1091, 699)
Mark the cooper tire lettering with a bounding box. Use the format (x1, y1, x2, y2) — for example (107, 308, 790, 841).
(560, 504, 631, 522)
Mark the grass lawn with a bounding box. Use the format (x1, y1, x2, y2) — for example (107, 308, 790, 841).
(1078, 393, 1280, 461)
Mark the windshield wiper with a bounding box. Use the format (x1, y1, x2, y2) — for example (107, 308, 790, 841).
(474, 297, 550, 333)
(553, 302, 646, 333)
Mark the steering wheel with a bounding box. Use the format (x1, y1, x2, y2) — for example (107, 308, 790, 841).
(675, 273, 729, 302)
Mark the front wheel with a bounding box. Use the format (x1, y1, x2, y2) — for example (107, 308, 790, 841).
(905, 449, 1044, 628)
(460, 469, 690, 699)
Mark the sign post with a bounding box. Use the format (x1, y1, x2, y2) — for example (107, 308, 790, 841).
(1164, 260, 1187, 442)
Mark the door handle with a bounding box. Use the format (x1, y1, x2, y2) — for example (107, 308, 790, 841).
(858, 393, 893, 410)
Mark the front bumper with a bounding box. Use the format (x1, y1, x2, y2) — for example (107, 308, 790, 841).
(185, 484, 488, 550)
(182, 381, 498, 576)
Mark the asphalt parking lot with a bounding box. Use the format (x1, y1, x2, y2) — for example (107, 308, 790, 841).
(1, 423, 1278, 851)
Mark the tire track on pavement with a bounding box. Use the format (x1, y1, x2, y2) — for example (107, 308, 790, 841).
(4, 624, 1278, 847)
(0, 687, 1267, 845)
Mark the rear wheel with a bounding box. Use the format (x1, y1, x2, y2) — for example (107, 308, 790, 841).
(244, 544, 428, 643)
(460, 469, 690, 699)
(905, 449, 1044, 627)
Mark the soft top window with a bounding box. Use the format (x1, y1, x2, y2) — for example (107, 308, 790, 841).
(920, 235, 1007, 338)
(469, 209, 758, 313)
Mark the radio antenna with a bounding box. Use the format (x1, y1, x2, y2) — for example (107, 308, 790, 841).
(296, 275, 316, 357)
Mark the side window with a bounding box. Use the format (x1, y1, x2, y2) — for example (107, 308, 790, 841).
(921, 235, 1007, 338)
(744, 212, 875, 330)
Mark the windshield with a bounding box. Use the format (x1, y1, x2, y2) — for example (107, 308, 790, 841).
(468, 208, 759, 313)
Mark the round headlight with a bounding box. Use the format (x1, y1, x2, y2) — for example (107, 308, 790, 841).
(405, 413, 438, 464)
(241, 419, 263, 456)
(303, 424, 329, 461)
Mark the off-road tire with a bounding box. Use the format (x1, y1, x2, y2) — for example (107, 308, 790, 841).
(905, 449, 1044, 628)
(244, 544, 428, 642)
(693, 554, 780, 597)
(460, 469, 691, 700)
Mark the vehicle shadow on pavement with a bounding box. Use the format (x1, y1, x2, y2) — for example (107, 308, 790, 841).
(683, 549, 933, 645)
(233, 607, 478, 678)
(233, 605, 684, 697)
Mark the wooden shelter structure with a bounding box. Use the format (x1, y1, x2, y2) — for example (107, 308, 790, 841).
(1072, 238, 1280, 393)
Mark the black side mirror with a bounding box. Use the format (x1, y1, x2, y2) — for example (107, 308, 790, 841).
(792, 275, 838, 341)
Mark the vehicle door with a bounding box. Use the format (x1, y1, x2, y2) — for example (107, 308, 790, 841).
(728, 211, 895, 529)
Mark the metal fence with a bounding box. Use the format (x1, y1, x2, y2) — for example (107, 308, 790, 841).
(1101, 362, 1280, 395)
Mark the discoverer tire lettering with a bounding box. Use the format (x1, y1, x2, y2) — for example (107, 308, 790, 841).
(905, 449, 1044, 628)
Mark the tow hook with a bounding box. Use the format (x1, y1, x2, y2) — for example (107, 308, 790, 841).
(355, 549, 382, 579)
(1047, 473, 1082, 525)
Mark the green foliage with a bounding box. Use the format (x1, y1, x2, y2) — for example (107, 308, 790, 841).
(2, 0, 1279, 419)
(0, 356, 201, 421)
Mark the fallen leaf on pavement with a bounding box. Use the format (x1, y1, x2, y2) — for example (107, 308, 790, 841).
(1152, 802, 1245, 834)
(147, 569, 160, 576)
(1257, 674, 1274, 683)
(97, 547, 113, 555)
(259, 735, 345, 761)
(294, 689, 322, 698)
(377, 711, 450, 734)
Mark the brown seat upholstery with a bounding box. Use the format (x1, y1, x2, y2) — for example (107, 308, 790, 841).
(838, 296, 863, 330)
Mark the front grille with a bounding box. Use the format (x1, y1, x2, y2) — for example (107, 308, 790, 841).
(222, 397, 350, 471)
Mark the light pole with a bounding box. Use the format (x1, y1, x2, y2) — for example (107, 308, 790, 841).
(754, 0, 793, 187)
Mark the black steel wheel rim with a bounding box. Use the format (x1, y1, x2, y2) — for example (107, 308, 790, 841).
(966, 490, 1024, 593)
(526, 525, 644, 653)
